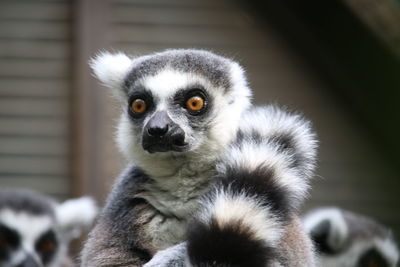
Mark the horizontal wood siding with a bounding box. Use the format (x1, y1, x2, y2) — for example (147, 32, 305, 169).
(0, 0, 71, 199)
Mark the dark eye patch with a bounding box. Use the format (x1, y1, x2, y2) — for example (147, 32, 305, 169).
(127, 90, 155, 120)
(357, 248, 389, 267)
(173, 87, 210, 117)
(0, 223, 20, 261)
(0, 224, 20, 249)
(35, 230, 58, 265)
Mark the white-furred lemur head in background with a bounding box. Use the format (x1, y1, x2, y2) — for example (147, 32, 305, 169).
(303, 207, 399, 267)
(0, 189, 98, 267)
(91, 50, 252, 170)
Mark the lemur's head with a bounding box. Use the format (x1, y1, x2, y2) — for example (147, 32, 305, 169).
(303, 207, 399, 267)
(91, 49, 251, 163)
(0, 189, 98, 267)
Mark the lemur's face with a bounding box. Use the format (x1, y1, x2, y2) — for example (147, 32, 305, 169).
(0, 209, 61, 267)
(0, 189, 97, 267)
(91, 50, 252, 160)
(124, 69, 225, 154)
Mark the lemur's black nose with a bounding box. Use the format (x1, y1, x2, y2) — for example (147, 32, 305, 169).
(147, 123, 169, 137)
(142, 111, 188, 153)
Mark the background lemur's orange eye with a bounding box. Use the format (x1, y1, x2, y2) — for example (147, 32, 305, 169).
(39, 239, 55, 252)
(0, 236, 6, 247)
(186, 96, 204, 112)
(131, 99, 147, 114)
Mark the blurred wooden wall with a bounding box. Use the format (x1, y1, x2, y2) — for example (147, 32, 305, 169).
(0, 0, 398, 239)
(0, 0, 72, 199)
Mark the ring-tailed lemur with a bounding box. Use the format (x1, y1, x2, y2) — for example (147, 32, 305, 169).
(81, 49, 318, 267)
(303, 207, 399, 267)
(0, 188, 98, 267)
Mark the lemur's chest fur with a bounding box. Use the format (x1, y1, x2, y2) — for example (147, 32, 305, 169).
(135, 159, 216, 251)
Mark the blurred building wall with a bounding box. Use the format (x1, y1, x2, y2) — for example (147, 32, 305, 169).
(0, 0, 398, 239)
(0, 0, 72, 199)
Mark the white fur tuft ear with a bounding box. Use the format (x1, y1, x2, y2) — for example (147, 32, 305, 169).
(56, 197, 98, 240)
(90, 52, 132, 98)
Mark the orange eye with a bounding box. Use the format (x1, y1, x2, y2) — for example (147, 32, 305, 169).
(186, 96, 204, 112)
(131, 99, 147, 114)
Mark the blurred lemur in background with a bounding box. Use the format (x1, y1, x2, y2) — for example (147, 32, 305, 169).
(81, 49, 318, 267)
(0, 188, 98, 267)
(303, 207, 399, 267)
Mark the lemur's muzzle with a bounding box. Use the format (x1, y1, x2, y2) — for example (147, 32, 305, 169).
(18, 255, 40, 267)
(142, 111, 187, 153)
